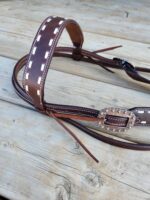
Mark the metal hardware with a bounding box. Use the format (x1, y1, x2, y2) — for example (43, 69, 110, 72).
(98, 107, 136, 133)
(113, 58, 136, 72)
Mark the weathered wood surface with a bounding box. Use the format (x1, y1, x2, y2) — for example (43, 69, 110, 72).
(0, 0, 150, 200)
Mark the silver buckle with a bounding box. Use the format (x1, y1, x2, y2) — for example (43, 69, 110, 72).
(98, 107, 136, 133)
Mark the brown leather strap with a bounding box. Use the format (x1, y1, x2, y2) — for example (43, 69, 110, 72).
(48, 111, 99, 163)
(23, 16, 83, 110)
(13, 50, 150, 127)
(12, 16, 150, 161)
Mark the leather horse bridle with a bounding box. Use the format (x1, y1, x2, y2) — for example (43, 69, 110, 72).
(12, 16, 150, 162)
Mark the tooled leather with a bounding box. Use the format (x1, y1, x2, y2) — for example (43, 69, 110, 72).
(12, 16, 150, 151)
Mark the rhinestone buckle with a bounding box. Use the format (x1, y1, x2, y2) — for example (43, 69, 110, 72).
(98, 107, 136, 133)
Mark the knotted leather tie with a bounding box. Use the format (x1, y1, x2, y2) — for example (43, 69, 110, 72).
(12, 16, 150, 163)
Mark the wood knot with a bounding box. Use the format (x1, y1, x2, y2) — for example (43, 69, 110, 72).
(0, 140, 16, 149)
(82, 171, 103, 192)
(55, 181, 71, 200)
(67, 142, 82, 155)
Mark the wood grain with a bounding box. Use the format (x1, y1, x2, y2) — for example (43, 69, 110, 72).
(0, 0, 150, 199)
(0, 100, 150, 200)
(0, 0, 150, 43)
(0, 55, 149, 143)
(0, 55, 150, 199)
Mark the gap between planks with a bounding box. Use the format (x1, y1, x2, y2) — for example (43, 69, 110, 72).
(0, 0, 150, 43)
(0, 98, 150, 200)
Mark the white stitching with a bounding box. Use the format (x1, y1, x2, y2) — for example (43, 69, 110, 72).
(41, 64, 45, 71)
(44, 51, 49, 59)
(25, 85, 29, 92)
(23, 17, 50, 100)
(47, 18, 52, 22)
(42, 24, 46, 31)
(23, 18, 47, 81)
(37, 35, 41, 42)
(32, 47, 37, 55)
(28, 61, 33, 68)
(25, 17, 66, 104)
(141, 121, 146, 124)
(53, 28, 59, 34)
(59, 20, 64, 25)
(137, 110, 144, 114)
(25, 73, 29, 80)
(37, 90, 40, 96)
(38, 19, 66, 104)
(37, 77, 41, 85)
(49, 39, 53, 46)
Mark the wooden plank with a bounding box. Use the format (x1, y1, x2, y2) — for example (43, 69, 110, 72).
(0, 5, 149, 93)
(0, 32, 150, 94)
(0, 1, 149, 93)
(0, 0, 150, 43)
(0, 1, 149, 199)
(0, 100, 150, 200)
(0, 20, 150, 64)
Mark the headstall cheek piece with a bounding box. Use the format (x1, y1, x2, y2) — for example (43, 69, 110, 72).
(12, 16, 150, 163)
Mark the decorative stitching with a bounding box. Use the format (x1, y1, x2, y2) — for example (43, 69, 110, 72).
(59, 20, 64, 25)
(32, 47, 37, 55)
(37, 90, 40, 96)
(24, 17, 85, 109)
(42, 24, 46, 31)
(41, 63, 45, 71)
(137, 110, 144, 114)
(37, 77, 42, 85)
(28, 61, 33, 68)
(44, 51, 49, 59)
(141, 121, 147, 124)
(38, 19, 90, 112)
(25, 85, 29, 92)
(49, 39, 53, 46)
(39, 19, 66, 104)
(37, 35, 41, 42)
(47, 18, 52, 22)
(25, 73, 29, 79)
(23, 17, 50, 98)
(53, 28, 59, 34)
